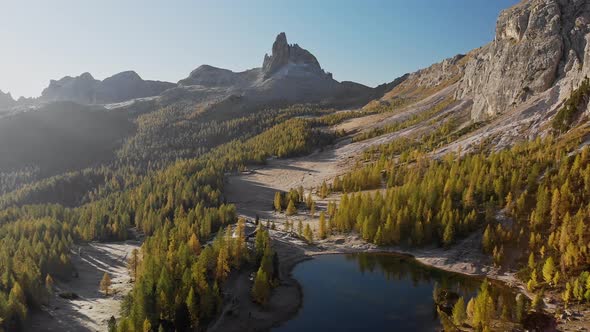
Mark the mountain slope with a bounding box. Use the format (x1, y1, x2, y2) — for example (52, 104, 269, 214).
(364, 0, 590, 152)
(0, 101, 134, 175)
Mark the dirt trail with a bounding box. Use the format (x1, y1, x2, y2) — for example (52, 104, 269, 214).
(26, 240, 141, 332)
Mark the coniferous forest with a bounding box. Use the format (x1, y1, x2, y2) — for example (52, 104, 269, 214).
(2, 2, 590, 331)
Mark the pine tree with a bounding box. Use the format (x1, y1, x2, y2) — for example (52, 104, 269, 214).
(452, 296, 467, 326)
(320, 180, 328, 199)
(286, 200, 297, 216)
(528, 252, 535, 269)
(515, 294, 525, 322)
(186, 287, 199, 328)
(553, 271, 560, 286)
(127, 248, 140, 282)
(188, 232, 201, 255)
(100, 272, 112, 296)
(438, 307, 460, 332)
(143, 318, 152, 332)
(45, 274, 55, 295)
(8, 282, 27, 321)
(260, 244, 274, 280)
(216, 246, 230, 283)
(297, 220, 303, 236)
(466, 298, 475, 321)
(252, 267, 270, 305)
(108, 316, 117, 332)
(255, 225, 268, 259)
(542, 257, 555, 285)
(157, 268, 173, 319)
(274, 192, 283, 212)
(304, 224, 314, 244)
(319, 211, 327, 239)
(563, 282, 572, 307)
(550, 188, 561, 229)
(472, 281, 494, 330)
(234, 218, 247, 266)
(443, 220, 455, 247)
(306, 190, 313, 208)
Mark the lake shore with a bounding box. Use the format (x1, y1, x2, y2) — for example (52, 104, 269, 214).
(211, 224, 590, 332)
(209, 227, 530, 332)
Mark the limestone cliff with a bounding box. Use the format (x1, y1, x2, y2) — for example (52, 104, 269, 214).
(457, 0, 590, 120)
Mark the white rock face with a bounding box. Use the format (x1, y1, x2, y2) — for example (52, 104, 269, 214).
(456, 0, 590, 121)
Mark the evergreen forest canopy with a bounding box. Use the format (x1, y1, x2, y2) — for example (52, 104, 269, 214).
(1, 81, 590, 331)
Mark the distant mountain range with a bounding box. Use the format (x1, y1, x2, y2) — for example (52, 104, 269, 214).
(0, 32, 388, 112)
(39, 71, 176, 105)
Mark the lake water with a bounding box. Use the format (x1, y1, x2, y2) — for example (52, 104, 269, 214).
(274, 253, 514, 332)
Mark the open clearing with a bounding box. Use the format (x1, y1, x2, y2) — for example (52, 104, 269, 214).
(27, 240, 141, 332)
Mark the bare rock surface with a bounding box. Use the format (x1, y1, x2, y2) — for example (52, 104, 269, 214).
(456, 0, 590, 120)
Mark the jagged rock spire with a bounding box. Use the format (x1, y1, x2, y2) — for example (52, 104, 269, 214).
(262, 32, 323, 78)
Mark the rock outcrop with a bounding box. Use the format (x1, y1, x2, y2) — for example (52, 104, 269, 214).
(174, 32, 379, 109)
(371, 0, 590, 123)
(262, 32, 325, 78)
(41, 71, 174, 105)
(456, 0, 590, 120)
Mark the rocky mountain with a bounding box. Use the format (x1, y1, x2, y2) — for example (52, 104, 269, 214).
(261, 32, 324, 78)
(456, 0, 590, 121)
(40, 71, 175, 105)
(174, 32, 383, 112)
(370, 0, 590, 138)
(0, 90, 15, 109)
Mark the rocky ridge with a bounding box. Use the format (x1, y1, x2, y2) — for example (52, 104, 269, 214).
(172, 32, 381, 111)
(40, 71, 175, 105)
(372, 0, 590, 129)
(456, 0, 590, 121)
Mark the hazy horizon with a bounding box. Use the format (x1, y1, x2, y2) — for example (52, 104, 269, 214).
(1, 0, 518, 98)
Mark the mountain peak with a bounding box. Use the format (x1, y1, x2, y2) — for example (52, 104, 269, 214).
(79, 72, 95, 80)
(262, 32, 323, 78)
(0, 90, 15, 109)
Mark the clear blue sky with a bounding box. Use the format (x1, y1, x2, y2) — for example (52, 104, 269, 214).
(1, 0, 519, 98)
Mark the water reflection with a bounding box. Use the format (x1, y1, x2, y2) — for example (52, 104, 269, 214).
(275, 253, 521, 332)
